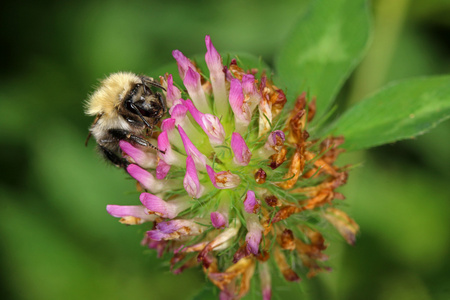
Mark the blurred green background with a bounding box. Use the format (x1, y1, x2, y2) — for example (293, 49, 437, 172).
(1, 0, 450, 299)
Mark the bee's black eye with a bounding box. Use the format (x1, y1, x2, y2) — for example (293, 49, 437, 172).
(139, 101, 162, 118)
(126, 99, 161, 118)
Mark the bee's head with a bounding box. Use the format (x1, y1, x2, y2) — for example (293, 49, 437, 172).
(120, 76, 166, 128)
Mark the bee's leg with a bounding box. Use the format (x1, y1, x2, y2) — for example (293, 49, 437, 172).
(107, 129, 163, 153)
(98, 145, 129, 169)
(156, 92, 167, 115)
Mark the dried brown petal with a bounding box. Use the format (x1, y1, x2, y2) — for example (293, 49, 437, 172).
(278, 229, 296, 250)
(233, 243, 250, 263)
(270, 88, 287, 117)
(274, 247, 301, 282)
(295, 236, 327, 260)
(305, 151, 339, 177)
(261, 208, 273, 236)
(307, 97, 316, 122)
(177, 241, 208, 253)
(170, 253, 185, 269)
(173, 260, 199, 275)
(229, 62, 246, 80)
(302, 189, 334, 210)
(171, 254, 200, 274)
(136, 181, 145, 192)
(300, 254, 331, 278)
(256, 250, 270, 262)
(238, 260, 255, 297)
(320, 136, 346, 164)
(302, 167, 318, 179)
(324, 208, 360, 245)
(269, 146, 287, 169)
(291, 172, 348, 197)
(207, 258, 253, 290)
(305, 229, 327, 252)
(320, 136, 345, 151)
(271, 205, 302, 223)
(284, 93, 306, 136)
(334, 192, 346, 200)
(202, 80, 213, 96)
(119, 216, 143, 225)
(264, 195, 281, 207)
(287, 109, 306, 144)
(255, 168, 267, 184)
(198, 223, 241, 267)
(278, 145, 305, 189)
(203, 253, 218, 273)
(220, 281, 237, 300)
(293, 92, 307, 113)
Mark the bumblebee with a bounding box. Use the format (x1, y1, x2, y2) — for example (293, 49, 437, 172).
(85, 72, 166, 168)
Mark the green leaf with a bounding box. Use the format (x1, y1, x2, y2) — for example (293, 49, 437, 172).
(276, 0, 371, 121)
(327, 75, 450, 151)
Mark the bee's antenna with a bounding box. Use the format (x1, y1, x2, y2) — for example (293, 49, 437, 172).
(129, 102, 153, 128)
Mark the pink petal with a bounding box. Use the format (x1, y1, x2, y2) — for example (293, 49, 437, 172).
(106, 204, 147, 218)
(205, 35, 228, 113)
(157, 131, 184, 167)
(241, 74, 257, 95)
(178, 126, 207, 169)
(184, 99, 202, 124)
(140, 193, 189, 219)
(266, 130, 285, 150)
(156, 219, 190, 233)
(183, 67, 201, 90)
(146, 230, 169, 241)
(147, 219, 206, 241)
(219, 285, 235, 300)
(166, 74, 181, 108)
(201, 114, 225, 146)
(259, 262, 272, 300)
(231, 132, 251, 166)
(141, 235, 167, 258)
(205, 35, 222, 73)
(245, 214, 263, 255)
(229, 79, 251, 132)
(243, 190, 260, 214)
(156, 159, 170, 179)
(229, 78, 244, 114)
(161, 118, 176, 132)
(119, 140, 157, 169)
(172, 50, 196, 80)
(184, 67, 210, 113)
(169, 102, 188, 122)
(257, 130, 286, 159)
(206, 165, 240, 189)
(242, 74, 261, 112)
(210, 211, 228, 229)
(106, 205, 155, 224)
(126, 164, 164, 193)
(183, 155, 204, 198)
(185, 99, 225, 146)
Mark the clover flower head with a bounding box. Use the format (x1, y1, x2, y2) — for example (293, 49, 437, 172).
(107, 35, 357, 299)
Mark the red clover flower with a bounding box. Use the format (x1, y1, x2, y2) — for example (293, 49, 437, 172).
(105, 35, 358, 299)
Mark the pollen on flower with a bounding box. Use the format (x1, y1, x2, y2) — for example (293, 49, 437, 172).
(103, 35, 357, 299)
